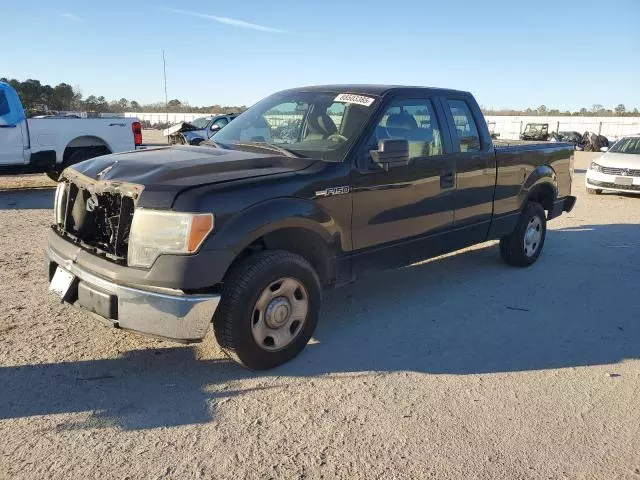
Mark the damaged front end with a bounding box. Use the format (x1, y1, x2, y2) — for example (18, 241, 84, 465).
(163, 121, 205, 145)
(53, 169, 144, 263)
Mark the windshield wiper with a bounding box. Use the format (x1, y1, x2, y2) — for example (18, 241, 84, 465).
(231, 142, 305, 158)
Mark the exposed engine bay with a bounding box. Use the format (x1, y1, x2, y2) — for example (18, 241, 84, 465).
(54, 174, 139, 262)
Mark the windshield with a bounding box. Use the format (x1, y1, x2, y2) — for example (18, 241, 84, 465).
(211, 90, 378, 161)
(190, 117, 211, 129)
(524, 124, 546, 133)
(609, 137, 640, 154)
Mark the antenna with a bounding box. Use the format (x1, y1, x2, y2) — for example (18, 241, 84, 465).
(163, 50, 168, 125)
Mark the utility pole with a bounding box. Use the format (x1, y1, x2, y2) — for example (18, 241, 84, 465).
(163, 50, 168, 125)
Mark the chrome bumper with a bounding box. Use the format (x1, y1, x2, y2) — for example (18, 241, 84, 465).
(585, 170, 640, 193)
(45, 245, 220, 342)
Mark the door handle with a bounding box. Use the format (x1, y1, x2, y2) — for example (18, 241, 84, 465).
(440, 171, 455, 189)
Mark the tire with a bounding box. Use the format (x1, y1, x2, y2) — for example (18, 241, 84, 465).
(213, 250, 322, 370)
(586, 187, 602, 195)
(499, 202, 547, 267)
(46, 149, 100, 182)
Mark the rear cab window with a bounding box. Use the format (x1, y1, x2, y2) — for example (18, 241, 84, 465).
(446, 99, 481, 152)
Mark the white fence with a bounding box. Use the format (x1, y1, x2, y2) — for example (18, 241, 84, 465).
(126, 111, 640, 141)
(124, 112, 212, 125)
(485, 116, 640, 141)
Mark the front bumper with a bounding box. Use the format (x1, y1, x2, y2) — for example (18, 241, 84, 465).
(45, 243, 220, 343)
(585, 169, 640, 194)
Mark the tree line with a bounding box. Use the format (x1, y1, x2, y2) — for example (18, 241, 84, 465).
(0, 78, 246, 116)
(482, 104, 639, 117)
(2, 77, 638, 118)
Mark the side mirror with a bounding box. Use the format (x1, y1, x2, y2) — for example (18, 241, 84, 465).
(211, 124, 222, 132)
(370, 138, 409, 171)
(600, 146, 608, 152)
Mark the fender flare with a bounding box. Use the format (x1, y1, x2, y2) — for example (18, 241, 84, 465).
(209, 197, 346, 256)
(519, 164, 558, 210)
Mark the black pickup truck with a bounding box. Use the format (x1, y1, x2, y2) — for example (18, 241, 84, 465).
(46, 85, 575, 369)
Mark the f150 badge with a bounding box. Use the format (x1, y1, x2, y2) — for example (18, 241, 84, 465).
(315, 186, 350, 198)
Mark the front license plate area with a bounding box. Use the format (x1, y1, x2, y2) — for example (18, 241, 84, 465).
(49, 266, 75, 299)
(615, 176, 633, 186)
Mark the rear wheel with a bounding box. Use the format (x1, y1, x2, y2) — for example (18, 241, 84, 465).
(46, 149, 103, 182)
(499, 202, 547, 267)
(213, 250, 322, 370)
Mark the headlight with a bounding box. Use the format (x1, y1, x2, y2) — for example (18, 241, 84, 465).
(590, 162, 603, 173)
(127, 209, 214, 268)
(53, 182, 67, 225)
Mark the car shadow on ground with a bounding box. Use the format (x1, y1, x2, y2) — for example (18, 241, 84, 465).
(1, 223, 639, 430)
(0, 189, 54, 210)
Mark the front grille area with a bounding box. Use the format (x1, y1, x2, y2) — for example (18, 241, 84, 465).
(588, 180, 640, 191)
(56, 181, 135, 262)
(600, 166, 640, 176)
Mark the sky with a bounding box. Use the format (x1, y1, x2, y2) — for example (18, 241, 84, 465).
(2, 0, 639, 111)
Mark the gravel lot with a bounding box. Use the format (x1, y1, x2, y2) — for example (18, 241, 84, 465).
(1, 171, 639, 479)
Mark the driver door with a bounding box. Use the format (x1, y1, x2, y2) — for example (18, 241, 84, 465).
(351, 95, 455, 274)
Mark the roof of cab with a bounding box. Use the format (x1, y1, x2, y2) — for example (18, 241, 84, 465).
(281, 84, 471, 97)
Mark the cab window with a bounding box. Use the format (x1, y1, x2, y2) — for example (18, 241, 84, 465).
(213, 117, 228, 129)
(368, 99, 443, 160)
(0, 91, 9, 117)
(446, 100, 481, 152)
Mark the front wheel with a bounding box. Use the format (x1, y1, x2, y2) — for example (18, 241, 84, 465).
(213, 250, 322, 370)
(499, 202, 547, 267)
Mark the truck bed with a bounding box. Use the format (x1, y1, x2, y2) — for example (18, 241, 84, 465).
(492, 141, 574, 217)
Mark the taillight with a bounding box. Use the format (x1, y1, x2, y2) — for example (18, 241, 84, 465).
(132, 121, 142, 146)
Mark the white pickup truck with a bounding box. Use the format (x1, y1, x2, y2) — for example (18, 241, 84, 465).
(0, 82, 141, 180)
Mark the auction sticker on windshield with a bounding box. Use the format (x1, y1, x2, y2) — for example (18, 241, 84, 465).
(334, 93, 375, 107)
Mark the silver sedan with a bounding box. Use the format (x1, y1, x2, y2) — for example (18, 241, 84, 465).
(585, 135, 640, 195)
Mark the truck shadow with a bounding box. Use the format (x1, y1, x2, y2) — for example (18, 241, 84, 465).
(0, 189, 53, 210)
(301, 223, 640, 377)
(1, 223, 639, 430)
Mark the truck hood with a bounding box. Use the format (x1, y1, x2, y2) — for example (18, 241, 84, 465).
(66, 145, 316, 208)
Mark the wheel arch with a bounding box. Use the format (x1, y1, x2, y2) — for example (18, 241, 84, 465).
(522, 165, 558, 211)
(213, 198, 346, 287)
(63, 136, 112, 162)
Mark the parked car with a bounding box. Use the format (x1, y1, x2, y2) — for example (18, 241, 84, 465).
(0, 82, 141, 180)
(550, 131, 584, 150)
(582, 131, 609, 152)
(585, 134, 640, 195)
(520, 123, 550, 141)
(46, 85, 575, 369)
(163, 114, 240, 145)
